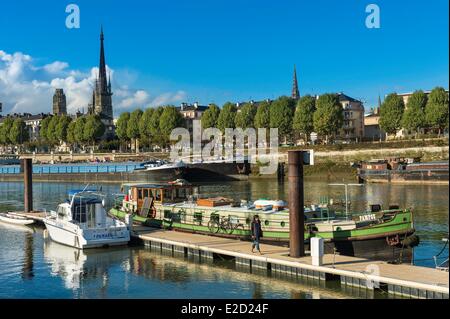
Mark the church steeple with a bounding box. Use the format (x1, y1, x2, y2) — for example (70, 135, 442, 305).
(292, 65, 300, 100)
(98, 26, 108, 93)
(92, 26, 113, 120)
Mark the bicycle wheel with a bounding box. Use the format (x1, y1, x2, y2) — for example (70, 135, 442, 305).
(208, 220, 220, 233)
(225, 221, 236, 235)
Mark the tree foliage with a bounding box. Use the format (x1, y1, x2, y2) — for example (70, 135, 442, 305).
(201, 104, 220, 129)
(9, 118, 29, 145)
(139, 108, 154, 141)
(254, 101, 271, 129)
(425, 87, 449, 133)
(83, 115, 105, 145)
(39, 116, 52, 142)
(46, 116, 60, 145)
(217, 102, 237, 132)
(379, 93, 405, 135)
(127, 109, 143, 140)
(270, 96, 295, 138)
(74, 117, 87, 145)
(235, 103, 256, 129)
(313, 94, 343, 140)
(55, 115, 72, 142)
(149, 107, 164, 145)
(159, 106, 184, 146)
(0, 117, 14, 145)
(402, 90, 427, 133)
(293, 95, 316, 139)
(116, 112, 130, 142)
(67, 121, 77, 145)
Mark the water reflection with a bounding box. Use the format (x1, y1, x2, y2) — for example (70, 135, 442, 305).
(22, 232, 34, 280)
(43, 239, 129, 292)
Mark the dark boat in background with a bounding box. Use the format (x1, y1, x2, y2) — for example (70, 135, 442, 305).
(356, 157, 449, 184)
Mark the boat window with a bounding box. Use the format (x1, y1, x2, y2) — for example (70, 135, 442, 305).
(194, 212, 203, 224)
(163, 189, 172, 201)
(173, 188, 187, 201)
(181, 188, 186, 198)
(87, 204, 96, 228)
(164, 209, 172, 219)
(143, 189, 149, 198)
(138, 189, 143, 200)
(155, 190, 161, 201)
(57, 206, 65, 217)
(72, 204, 87, 223)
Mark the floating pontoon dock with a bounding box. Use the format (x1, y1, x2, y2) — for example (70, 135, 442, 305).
(132, 226, 449, 299)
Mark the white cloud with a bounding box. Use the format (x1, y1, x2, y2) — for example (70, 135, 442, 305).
(43, 61, 69, 74)
(0, 49, 188, 116)
(119, 90, 150, 109)
(150, 90, 186, 107)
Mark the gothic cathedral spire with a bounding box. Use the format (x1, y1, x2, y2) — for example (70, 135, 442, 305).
(98, 25, 108, 93)
(292, 65, 300, 100)
(93, 26, 113, 120)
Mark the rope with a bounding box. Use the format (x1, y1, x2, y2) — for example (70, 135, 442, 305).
(434, 237, 449, 258)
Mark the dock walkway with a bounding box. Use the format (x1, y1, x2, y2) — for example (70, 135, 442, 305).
(132, 226, 449, 299)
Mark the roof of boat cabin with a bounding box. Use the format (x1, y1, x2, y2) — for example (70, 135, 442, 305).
(68, 189, 99, 196)
(127, 183, 192, 189)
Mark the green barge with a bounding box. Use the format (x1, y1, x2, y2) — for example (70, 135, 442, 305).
(109, 181, 419, 262)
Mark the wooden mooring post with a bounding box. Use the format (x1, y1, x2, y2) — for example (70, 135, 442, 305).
(288, 151, 305, 258)
(21, 158, 33, 212)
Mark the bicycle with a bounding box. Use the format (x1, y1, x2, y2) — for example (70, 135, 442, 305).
(208, 215, 245, 235)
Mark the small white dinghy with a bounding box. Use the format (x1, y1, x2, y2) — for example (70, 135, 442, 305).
(0, 212, 35, 225)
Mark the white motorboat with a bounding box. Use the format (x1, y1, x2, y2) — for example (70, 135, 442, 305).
(140, 159, 186, 171)
(0, 212, 35, 225)
(43, 189, 130, 249)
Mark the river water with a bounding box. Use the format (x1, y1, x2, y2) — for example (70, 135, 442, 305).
(0, 178, 448, 299)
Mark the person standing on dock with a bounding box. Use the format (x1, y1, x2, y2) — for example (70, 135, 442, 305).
(251, 215, 263, 254)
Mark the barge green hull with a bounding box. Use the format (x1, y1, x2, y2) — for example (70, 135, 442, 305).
(109, 207, 416, 261)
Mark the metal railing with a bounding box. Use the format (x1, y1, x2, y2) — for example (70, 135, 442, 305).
(0, 163, 142, 175)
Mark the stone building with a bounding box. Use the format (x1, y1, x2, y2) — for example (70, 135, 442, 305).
(52, 89, 67, 115)
(177, 102, 209, 132)
(364, 107, 386, 141)
(337, 93, 365, 142)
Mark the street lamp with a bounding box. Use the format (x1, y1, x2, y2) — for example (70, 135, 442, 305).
(328, 183, 364, 219)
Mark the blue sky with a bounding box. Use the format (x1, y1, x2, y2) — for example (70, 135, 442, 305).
(0, 0, 448, 116)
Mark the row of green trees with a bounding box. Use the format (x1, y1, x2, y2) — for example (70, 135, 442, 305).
(0, 117, 29, 146)
(115, 105, 183, 151)
(379, 87, 449, 136)
(40, 114, 105, 149)
(0, 113, 106, 150)
(113, 94, 345, 149)
(201, 94, 343, 142)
